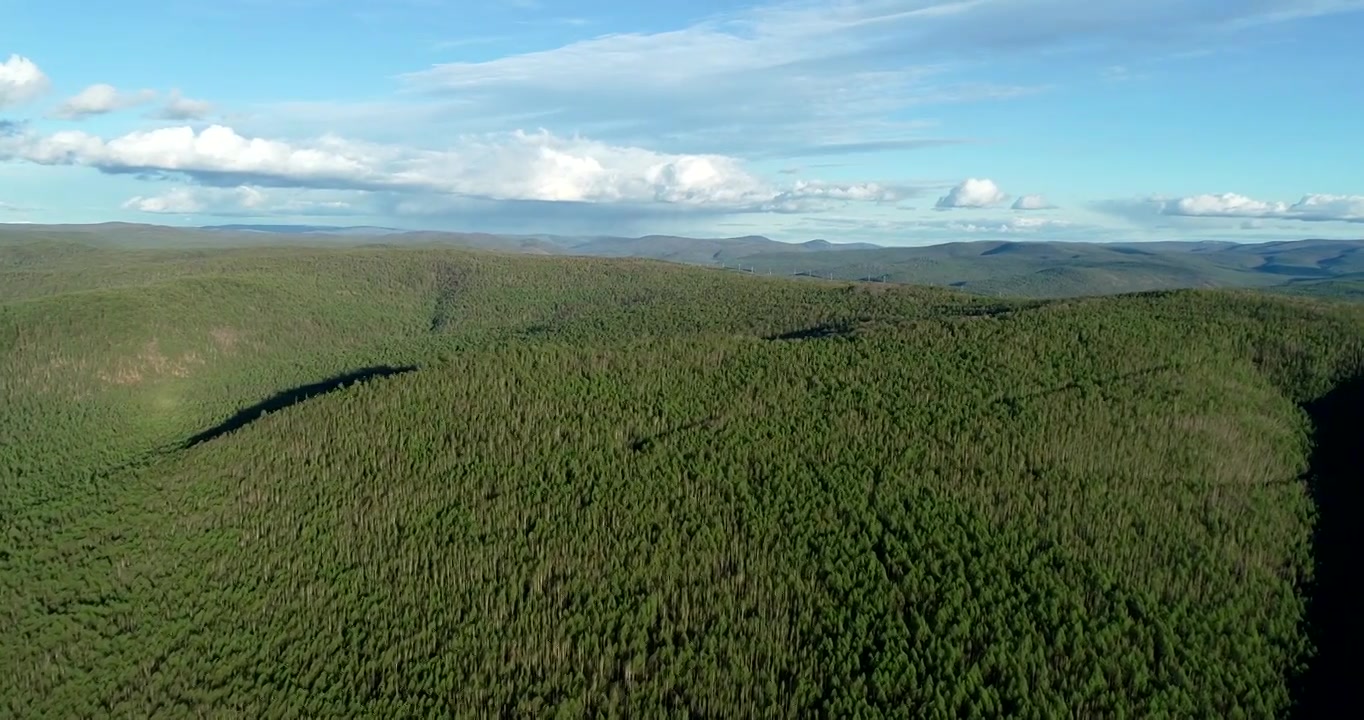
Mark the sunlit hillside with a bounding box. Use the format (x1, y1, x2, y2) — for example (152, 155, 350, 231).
(3, 238, 1361, 717)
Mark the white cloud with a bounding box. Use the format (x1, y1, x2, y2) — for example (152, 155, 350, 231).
(759, 179, 911, 212)
(0, 54, 49, 109)
(157, 89, 214, 120)
(1167, 192, 1287, 217)
(947, 216, 1075, 233)
(51, 84, 157, 120)
(384, 3, 1049, 157)
(935, 178, 1008, 209)
(3, 122, 911, 215)
(1284, 194, 1364, 223)
(123, 185, 364, 216)
(1232, 0, 1364, 27)
(1009, 216, 1074, 230)
(13, 124, 384, 187)
(342, 0, 1361, 161)
(122, 187, 206, 214)
(1161, 192, 1364, 224)
(1012, 193, 1056, 210)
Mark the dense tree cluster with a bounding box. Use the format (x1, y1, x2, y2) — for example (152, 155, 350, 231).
(3, 239, 1362, 717)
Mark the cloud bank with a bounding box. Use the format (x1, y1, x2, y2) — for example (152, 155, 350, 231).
(2, 123, 913, 216)
(1162, 192, 1364, 224)
(122, 185, 363, 217)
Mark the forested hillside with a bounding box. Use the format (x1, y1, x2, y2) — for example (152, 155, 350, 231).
(5, 223, 1364, 300)
(3, 237, 1361, 717)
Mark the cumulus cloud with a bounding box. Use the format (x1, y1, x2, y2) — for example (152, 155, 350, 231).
(157, 89, 214, 120)
(51, 84, 157, 120)
(1092, 191, 1364, 233)
(1160, 192, 1364, 224)
(1283, 194, 1364, 223)
(1012, 193, 1056, 210)
(1166, 192, 1286, 217)
(0, 54, 49, 109)
(788, 180, 903, 202)
(12, 124, 382, 188)
(3, 122, 909, 215)
(935, 178, 1008, 209)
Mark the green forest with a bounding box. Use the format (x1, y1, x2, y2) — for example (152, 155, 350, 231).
(3, 235, 1361, 717)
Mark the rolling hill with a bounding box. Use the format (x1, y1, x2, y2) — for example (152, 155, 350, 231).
(5, 222, 1362, 299)
(2, 232, 1361, 716)
(735, 238, 1364, 297)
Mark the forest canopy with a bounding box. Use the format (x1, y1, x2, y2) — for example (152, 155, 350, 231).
(3, 238, 1362, 717)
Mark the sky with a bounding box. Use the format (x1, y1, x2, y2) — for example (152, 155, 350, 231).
(2, 0, 1362, 245)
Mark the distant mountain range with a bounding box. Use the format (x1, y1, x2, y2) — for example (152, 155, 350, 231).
(199, 223, 884, 263)
(3, 221, 1362, 299)
(200, 223, 411, 236)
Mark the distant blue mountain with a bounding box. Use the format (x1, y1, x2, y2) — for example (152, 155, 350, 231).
(200, 224, 409, 236)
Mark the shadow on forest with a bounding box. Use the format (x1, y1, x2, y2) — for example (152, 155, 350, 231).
(767, 305, 1039, 342)
(1290, 374, 1363, 719)
(989, 365, 1177, 405)
(766, 324, 854, 341)
(183, 365, 418, 448)
(630, 415, 723, 453)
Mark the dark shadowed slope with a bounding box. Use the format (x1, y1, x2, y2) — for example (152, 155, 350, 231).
(1291, 375, 1364, 718)
(183, 365, 419, 447)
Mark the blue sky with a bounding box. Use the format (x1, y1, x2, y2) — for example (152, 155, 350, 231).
(2, 0, 1362, 245)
